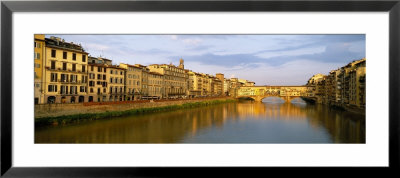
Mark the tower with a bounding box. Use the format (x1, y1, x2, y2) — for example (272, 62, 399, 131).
(178, 58, 184, 69)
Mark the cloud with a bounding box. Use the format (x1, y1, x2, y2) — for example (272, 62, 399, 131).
(84, 43, 110, 51)
(182, 38, 202, 45)
(168, 35, 178, 40)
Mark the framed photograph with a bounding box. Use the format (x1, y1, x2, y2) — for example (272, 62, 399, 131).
(1, 0, 399, 176)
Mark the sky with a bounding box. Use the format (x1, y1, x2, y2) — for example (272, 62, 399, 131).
(46, 34, 365, 85)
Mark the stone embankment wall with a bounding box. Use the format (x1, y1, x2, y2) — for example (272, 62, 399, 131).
(35, 97, 233, 119)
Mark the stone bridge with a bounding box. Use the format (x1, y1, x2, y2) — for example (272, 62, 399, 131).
(236, 86, 315, 102)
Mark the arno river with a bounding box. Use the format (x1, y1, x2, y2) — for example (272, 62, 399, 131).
(35, 98, 365, 143)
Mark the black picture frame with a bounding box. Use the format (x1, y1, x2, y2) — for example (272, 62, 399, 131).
(1, 0, 399, 177)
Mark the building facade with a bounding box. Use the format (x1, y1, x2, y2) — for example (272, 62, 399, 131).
(34, 34, 46, 104)
(108, 66, 126, 102)
(147, 62, 188, 99)
(87, 57, 109, 102)
(42, 36, 89, 104)
(120, 63, 143, 100)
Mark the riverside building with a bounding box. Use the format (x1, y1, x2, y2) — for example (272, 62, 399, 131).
(87, 57, 110, 102)
(147, 59, 188, 99)
(42, 36, 89, 104)
(34, 34, 46, 104)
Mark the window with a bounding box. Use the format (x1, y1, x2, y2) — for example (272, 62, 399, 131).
(98, 67, 102, 72)
(48, 85, 57, 92)
(72, 64, 76, 71)
(35, 42, 41, 48)
(63, 63, 67, 70)
(97, 74, 101, 80)
(110, 77, 113, 83)
(50, 73, 58, 82)
(120, 78, 123, 83)
(82, 65, 86, 72)
(70, 75, 77, 83)
(51, 49, 56, 58)
(72, 53, 76, 60)
(91, 66, 94, 71)
(80, 86, 86, 92)
(51, 61, 56, 69)
(110, 70, 113, 74)
(89, 81, 95, 87)
(90, 88, 94, 93)
(63, 52, 67, 59)
(120, 71, 123, 75)
(109, 87, 113, 94)
(61, 74, 68, 82)
(60, 85, 67, 94)
(82, 75, 86, 83)
(104, 68, 106, 73)
(34, 52, 40, 59)
(82, 55, 86, 62)
(70, 86, 77, 94)
(103, 75, 106, 80)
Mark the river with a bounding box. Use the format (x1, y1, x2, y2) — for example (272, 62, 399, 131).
(35, 98, 365, 143)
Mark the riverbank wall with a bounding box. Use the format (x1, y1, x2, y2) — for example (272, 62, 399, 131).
(35, 97, 236, 126)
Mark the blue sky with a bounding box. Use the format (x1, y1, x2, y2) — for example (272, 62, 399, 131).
(47, 34, 365, 85)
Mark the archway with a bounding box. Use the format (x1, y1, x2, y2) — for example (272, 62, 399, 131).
(47, 96, 56, 104)
(78, 96, 84, 103)
(61, 96, 66, 103)
(88, 96, 93, 102)
(70, 96, 76, 103)
(288, 96, 305, 104)
(262, 96, 285, 103)
(237, 96, 255, 101)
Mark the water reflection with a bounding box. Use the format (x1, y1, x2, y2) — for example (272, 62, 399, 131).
(35, 98, 365, 143)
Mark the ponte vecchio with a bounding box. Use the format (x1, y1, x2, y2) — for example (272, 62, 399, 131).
(235, 86, 315, 102)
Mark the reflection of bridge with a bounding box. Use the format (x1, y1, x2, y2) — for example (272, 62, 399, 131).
(236, 86, 313, 102)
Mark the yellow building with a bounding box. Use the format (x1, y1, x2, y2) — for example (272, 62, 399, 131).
(34, 34, 46, 104)
(215, 73, 225, 95)
(147, 72, 164, 99)
(348, 58, 366, 108)
(108, 65, 126, 101)
(43, 36, 89, 104)
(119, 63, 143, 100)
(87, 57, 111, 102)
(147, 60, 188, 99)
(187, 71, 203, 97)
